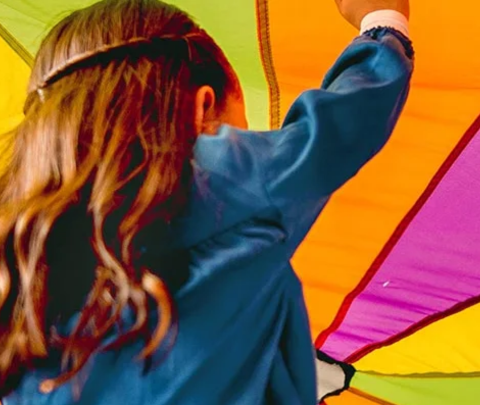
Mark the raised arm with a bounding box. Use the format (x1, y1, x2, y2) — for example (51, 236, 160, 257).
(198, 2, 413, 254)
(252, 5, 414, 252)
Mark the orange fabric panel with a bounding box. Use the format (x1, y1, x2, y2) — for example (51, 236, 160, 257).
(325, 390, 380, 405)
(268, 0, 480, 338)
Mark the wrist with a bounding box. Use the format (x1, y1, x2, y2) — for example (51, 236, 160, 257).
(360, 9, 409, 37)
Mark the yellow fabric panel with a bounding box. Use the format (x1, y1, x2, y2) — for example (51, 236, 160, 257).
(0, 36, 29, 168)
(269, 0, 480, 338)
(0, 37, 29, 131)
(354, 302, 480, 375)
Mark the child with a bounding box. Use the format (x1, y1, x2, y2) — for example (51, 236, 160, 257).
(0, 0, 412, 403)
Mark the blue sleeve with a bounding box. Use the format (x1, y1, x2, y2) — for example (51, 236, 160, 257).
(245, 28, 414, 253)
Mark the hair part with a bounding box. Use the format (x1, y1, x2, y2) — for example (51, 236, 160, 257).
(0, 0, 237, 395)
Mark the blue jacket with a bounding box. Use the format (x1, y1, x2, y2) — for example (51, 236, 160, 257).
(5, 28, 413, 405)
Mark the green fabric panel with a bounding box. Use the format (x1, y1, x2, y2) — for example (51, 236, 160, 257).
(0, 1, 96, 52)
(0, 0, 270, 130)
(353, 371, 480, 405)
(169, 0, 270, 130)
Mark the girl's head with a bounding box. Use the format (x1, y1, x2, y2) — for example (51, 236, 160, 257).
(0, 0, 245, 394)
(27, 0, 247, 133)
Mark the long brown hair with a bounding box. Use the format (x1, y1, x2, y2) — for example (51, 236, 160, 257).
(0, 0, 236, 395)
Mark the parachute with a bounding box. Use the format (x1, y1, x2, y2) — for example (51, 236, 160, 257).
(1, 1, 479, 404)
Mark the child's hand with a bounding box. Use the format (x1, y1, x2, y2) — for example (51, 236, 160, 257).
(335, 0, 409, 29)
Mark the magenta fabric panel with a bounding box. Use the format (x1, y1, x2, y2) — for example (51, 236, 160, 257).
(320, 125, 480, 361)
